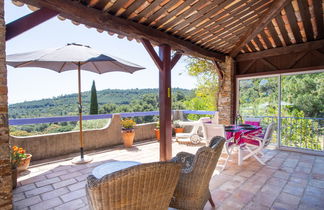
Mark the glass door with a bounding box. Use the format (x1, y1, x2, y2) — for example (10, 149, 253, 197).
(238, 76, 279, 144)
(237, 70, 324, 152)
(280, 72, 324, 151)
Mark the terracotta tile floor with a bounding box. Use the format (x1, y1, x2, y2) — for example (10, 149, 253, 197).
(14, 139, 324, 210)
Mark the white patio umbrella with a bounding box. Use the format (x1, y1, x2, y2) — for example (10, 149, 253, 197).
(7, 43, 145, 164)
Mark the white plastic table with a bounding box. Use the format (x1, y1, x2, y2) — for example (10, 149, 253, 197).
(92, 161, 141, 179)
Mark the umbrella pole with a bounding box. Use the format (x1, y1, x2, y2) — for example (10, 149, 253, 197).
(72, 63, 92, 164)
(78, 63, 84, 159)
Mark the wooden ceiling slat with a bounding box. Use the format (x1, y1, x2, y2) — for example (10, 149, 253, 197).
(242, 46, 250, 53)
(144, 0, 180, 25)
(191, 7, 260, 44)
(201, 6, 268, 42)
(87, 0, 111, 10)
(154, 0, 197, 28)
(201, 13, 261, 49)
(177, 0, 240, 34)
(207, 20, 257, 52)
(209, 28, 250, 52)
(207, 32, 241, 48)
(297, 0, 314, 41)
(251, 40, 260, 51)
(122, 0, 147, 18)
(201, 25, 244, 49)
(185, 2, 258, 37)
(253, 36, 266, 51)
(160, 0, 210, 30)
(275, 15, 292, 45)
(170, 0, 225, 32)
(230, 0, 292, 57)
(260, 30, 273, 48)
(108, 0, 129, 14)
(132, 0, 162, 22)
(183, 0, 258, 39)
(313, 0, 324, 39)
(267, 22, 283, 47)
(284, 3, 303, 43)
(256, 34, 267, 49)
(193, 21, 242, 48)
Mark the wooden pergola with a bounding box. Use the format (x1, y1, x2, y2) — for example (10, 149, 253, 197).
(5, 0, 324, 161)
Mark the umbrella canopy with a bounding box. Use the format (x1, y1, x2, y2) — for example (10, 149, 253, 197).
(7, 43, 145, 163)
(6, 43, 144, 73)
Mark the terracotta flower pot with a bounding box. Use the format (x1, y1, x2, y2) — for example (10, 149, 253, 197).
(12, 168, 17, 189)
(122, 130, 135, 147)
(154, 129, 160, 141)
(174, 128, 184, 133)
(18, 154, 32, 172)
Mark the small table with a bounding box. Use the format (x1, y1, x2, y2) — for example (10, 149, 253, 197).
(92, 161, 141, 179)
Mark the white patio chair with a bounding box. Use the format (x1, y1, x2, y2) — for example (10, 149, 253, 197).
(176, 117, 211, 144)
(240, 123, 275, 165)
(202, 123, 225, 142)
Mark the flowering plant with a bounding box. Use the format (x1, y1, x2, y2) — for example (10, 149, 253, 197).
(10, 146, 27, 169)
(173, 120, 183, 128)
(121, 118, 136, 130)
(156, 121, 160, 129)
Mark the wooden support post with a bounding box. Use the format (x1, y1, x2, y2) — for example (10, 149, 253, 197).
(141, 39, 182, 161)
(159, 44, 172, 161)
(6, 8, 58, 41)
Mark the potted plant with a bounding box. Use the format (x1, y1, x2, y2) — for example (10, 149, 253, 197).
(10, 146, 27, 189)
(155, 121, 160, 141)
(121, 118, 136, 147)
(173, 120, 184, 133)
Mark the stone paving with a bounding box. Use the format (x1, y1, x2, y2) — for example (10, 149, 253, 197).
(13, 139, 324, 210)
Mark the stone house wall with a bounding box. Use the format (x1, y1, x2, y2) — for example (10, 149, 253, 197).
(0, 1, 13, 209)
(218, 56, 235, 125)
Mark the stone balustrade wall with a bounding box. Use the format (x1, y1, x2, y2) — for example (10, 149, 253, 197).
(10, 114, 156, 161)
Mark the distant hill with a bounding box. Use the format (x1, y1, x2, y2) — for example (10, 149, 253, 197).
(9, 88, 194, 119)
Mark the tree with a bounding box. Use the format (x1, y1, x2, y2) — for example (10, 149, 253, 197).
(90, 80, 98, 115)
(185, 57, 220, 111)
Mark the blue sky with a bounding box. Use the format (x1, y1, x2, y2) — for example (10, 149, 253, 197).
(5, 2, 196, 104)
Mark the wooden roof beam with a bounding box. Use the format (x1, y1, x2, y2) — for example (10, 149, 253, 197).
(18, 0, 225, 61)
(6, 7, 58, 41)
(230, 0, 292, 57)
(236, 39, 324, 62)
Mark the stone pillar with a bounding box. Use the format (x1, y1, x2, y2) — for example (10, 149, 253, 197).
(0, 1, 12, 209)
(218, 56, 235, 125)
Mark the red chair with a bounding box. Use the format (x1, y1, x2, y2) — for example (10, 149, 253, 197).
(240, 123, 275, 165)
(244, 118, 261, 126)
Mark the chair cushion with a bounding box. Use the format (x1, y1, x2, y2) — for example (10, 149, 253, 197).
(241, 137, 260, 146)
(245, 121, 261, 126)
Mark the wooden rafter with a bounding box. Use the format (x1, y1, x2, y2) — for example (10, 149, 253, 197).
(18, 0, 225, 61)
(170, 52, 182, 70)
(236, 39, 324, 61)
(141, 38, 163, 71)
(230, 0, 292, 57)
(141, 39, 182, 71)
(6, 7, 58, 41)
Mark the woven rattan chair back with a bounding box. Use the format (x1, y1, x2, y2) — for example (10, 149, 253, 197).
(170, 136, 225, 210)
(86, 162, 181, 210)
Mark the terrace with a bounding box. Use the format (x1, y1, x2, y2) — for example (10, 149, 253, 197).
(1, 0, 324, 209)
(10, 110, 324, 209)
(13, 140, 324, 210)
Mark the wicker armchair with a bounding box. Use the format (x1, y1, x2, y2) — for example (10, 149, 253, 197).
(86, 162, 181, 210)
(170, 136, 226, 210)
